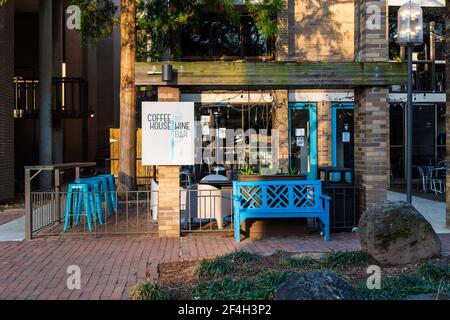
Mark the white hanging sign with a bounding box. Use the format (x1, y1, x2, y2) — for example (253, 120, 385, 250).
(142, 102, 195, 165)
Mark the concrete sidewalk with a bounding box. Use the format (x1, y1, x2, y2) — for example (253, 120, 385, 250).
(0, 216, 25, 242)
(387, 190, 450, 234)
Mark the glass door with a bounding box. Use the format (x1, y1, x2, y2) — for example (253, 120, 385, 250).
(288, 103, 317, 179)
(332, 103, 354, 168)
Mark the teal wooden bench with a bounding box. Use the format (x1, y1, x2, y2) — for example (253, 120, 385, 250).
(232, 180, 330, 242)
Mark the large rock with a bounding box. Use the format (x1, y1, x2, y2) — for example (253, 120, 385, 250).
(358, 201, 441, 265)
(275, 272, 366, 300)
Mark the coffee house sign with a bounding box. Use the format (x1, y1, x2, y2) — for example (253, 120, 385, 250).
(142, 102, 195, 165)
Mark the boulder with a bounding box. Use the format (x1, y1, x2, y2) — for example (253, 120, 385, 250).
(275, 272, 366, 300)
(358, 201, 441, 265)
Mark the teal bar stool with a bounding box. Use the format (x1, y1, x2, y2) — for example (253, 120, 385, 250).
(75, 177, 108, 222)
(64, 183, 94, 232)
(97, 174, 117, 213)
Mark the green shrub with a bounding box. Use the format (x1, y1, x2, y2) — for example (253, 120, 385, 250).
(192, 272, 293, 300)
(128, 279, 170, 300)
(417, 261, 450, 283)
(359, 274, 441, 300)
(194, 256, 234, 278)
(223, 250, 262, 263)
(321, 251, 376, 269)
(285, 256, 318, 268)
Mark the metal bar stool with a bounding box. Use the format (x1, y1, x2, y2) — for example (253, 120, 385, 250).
(64, 183, 94, 232)
(97, 174, 117, 213)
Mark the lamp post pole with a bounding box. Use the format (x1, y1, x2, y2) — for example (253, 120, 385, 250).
(406, 45, 413, 203)
(397, 1, 423, 204)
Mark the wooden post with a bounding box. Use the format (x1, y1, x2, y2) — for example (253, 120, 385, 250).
(39, 0, 53, 189)
(118, 0, 137, 191)
(25, 169, 32, 240)
(54, 169, 61, 222)
(157, 87, 181, 238)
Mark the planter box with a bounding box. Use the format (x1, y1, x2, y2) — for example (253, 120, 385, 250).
(237, 174, 307, 182)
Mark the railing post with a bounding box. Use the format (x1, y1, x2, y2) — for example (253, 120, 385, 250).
(25, 168, 33, 240)
(75, 166, 80, 179)
(54, 169, 61, 222)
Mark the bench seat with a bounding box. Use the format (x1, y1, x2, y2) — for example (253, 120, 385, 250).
(232, 179, 330, 242)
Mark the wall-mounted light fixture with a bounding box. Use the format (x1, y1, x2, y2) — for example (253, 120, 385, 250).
(162, 64, 173, 82)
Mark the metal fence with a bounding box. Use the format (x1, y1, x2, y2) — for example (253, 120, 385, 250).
(29, 190, 159, 238)
(179, 184, 363, 234)
(180, 188, 234, 233)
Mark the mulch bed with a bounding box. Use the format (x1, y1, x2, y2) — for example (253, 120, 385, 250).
(156, 251, 450, 300)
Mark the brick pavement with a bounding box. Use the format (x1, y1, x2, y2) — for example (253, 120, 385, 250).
(0, 233, 448, 300)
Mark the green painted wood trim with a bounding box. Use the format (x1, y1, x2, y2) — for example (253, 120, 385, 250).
(136, 61, 407, 87)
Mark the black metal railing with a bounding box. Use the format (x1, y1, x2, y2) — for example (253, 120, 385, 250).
(14, 77, 88, 119)
(30, 190, 158, 237)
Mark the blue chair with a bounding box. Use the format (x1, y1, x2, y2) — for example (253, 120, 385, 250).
(75, 178, 107, 223)
(64, 183, 94, 232)
(97, 174, 117, 213)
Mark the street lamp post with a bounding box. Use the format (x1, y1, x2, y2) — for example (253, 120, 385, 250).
(397, 2, 423, 203)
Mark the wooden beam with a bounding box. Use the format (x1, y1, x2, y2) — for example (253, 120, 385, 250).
(136, 61, 407, 87)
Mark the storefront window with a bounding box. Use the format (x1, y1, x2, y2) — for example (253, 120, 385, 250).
(389, 103, 446, 181)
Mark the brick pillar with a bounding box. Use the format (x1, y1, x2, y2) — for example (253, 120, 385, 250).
(445, 4, 450, 226)
(354, 0, 388, 62)
(354, 87, 389, 210)
(273, 90, 289, 173)
(317, 101, 332, 167)
(157, 87, 181, 237)
(354, 1, 389, 212)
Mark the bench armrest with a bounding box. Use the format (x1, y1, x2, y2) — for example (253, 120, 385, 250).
(233, 195, 242, 201)
(319, 194, 331, 201)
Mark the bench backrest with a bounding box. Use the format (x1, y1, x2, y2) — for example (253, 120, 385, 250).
(233, 180, 324, 213)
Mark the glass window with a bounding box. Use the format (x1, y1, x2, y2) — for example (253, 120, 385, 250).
(390, 104, 405, 180)
(180, 14, 273, 60)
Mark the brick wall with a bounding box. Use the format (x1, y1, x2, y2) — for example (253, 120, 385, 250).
(157, 87, 181, 237)
(277, 0, 355, 61)
(272, 90, 289, 172)
(0, 1, 15, 201)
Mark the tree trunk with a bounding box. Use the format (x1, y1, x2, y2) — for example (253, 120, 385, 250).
(118, 0, 137, 191)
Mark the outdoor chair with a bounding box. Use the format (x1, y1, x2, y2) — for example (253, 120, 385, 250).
(64, 183, 96, 232)
(417, 166, 431, 193)
(181, 184, 231, 230)
(430, 167, 446, 195)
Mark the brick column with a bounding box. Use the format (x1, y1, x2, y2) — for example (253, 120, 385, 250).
(354, 1, 389, 212)
(354, 0, 388, 62)
(157, 87, 181, 237)
(273, 90, 289, 173)
(354, 87, 389, 210)
(317, 101, 332, 167)
(445, 4, 450, 226)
